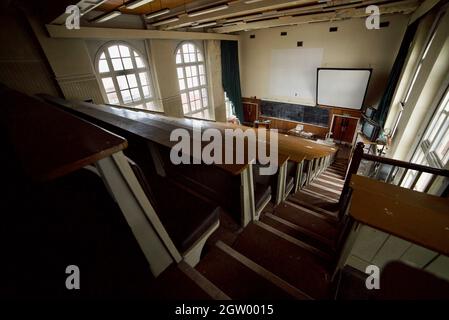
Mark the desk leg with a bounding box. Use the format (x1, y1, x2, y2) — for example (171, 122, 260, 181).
(275, 161, 287, 205)
(306, 160, 313, 186)
(96, 151, 182, 277)
(294, 160, 304, 193)
(240, 162, 256, 227)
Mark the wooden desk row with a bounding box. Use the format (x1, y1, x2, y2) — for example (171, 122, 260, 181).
(40, 95, 337, 224)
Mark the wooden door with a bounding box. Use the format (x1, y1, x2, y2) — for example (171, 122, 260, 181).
(332, 116, 358, 144)
(243, 102, 258, 123)
(331, 116, 344, 141)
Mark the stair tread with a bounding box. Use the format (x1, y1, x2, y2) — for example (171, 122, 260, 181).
(232, 221, 333, 299)
(274, 202, 339, 240)
(305, 185, 341, 200)
(312, 179, 343, 192)
(314, 177, 344, 189)
(319, 173, 346, 184)
(323, 170, 345, 177)
(300, 189, 339, 204)
(287, 190, 338, 212)
(290, 191, 339, 209)
(196, 242, 309, 300)
(261, 214, 336, 256)
(287, 196, 339, 219)
(151, 263, 216, 300)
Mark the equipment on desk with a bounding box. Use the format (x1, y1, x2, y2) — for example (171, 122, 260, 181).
(254, 119, 271, 129)
(299, 131, 314, 139)
(363, 106, 376, 119)
(361, 118, 381, 142)
(287, 126, 314, 140)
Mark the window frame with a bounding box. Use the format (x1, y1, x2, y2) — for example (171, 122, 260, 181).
(391, 8, 446, 137)
(95, 41, 159, 111)
(175, 41, 211, 119)
(224, 91, 235, 119)
(401, 84, 449, 191)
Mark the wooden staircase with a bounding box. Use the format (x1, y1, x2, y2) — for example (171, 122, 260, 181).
(190, 158, 350, 300)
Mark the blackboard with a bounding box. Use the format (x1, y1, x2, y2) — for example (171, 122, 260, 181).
(260, 100, 329, 127)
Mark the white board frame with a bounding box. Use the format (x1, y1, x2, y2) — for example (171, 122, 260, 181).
(316, 68, 372, 110)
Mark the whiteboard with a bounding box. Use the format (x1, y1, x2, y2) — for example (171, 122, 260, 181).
(317, 69, 371, 109)
(269, 48, 323, 105)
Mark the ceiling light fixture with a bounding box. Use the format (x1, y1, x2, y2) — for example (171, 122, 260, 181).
(152, 17, 180, 26)
(188, 4, 229, 17)
(191, 22, 217, 29)
(244, 0, 265, 4)
(93, 10, 122, 23)
(145, 8, 170, 19)
(125, 0, 154, 10)
(226, 13, 263, 22)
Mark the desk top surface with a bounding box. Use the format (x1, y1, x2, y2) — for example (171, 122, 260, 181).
(349, 175, 449, 255)
(2, 91, 127, 182)
(40, 96, 337, 172)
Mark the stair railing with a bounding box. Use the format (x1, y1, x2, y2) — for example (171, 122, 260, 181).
(339, 142, 449, 206)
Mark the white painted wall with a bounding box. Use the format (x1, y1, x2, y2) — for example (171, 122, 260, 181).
(239, 15, 409, 108)
(25, 13, 226, 120)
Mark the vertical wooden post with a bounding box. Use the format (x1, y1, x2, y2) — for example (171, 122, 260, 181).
(294, 160, 304, 193)
(306, 159, 313, 185)
(339, 142, 364, 206)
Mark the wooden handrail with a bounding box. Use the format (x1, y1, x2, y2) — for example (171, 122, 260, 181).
(361, 153, 449, 177)
(339, 142, 364, 207)
(338, 142, 449, 206)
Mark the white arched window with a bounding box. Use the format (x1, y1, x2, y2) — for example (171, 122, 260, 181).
(175, 42, 210, 119)
(97, 43, 160, 111)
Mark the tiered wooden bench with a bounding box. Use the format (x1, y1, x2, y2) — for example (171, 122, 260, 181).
(39, 95, 292, 226)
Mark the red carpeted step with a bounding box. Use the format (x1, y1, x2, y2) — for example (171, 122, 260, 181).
(232, 221, 333, 299)
(196, 241, 310, 300)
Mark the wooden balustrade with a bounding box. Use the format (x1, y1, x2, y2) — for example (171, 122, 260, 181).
(339, 142, 449, 206)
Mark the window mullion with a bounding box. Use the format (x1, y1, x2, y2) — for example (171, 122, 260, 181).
(104, 49, 124, 105)
(129, 53, 145, 106)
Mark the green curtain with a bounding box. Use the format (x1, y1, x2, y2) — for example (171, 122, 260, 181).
(374, 21, 418, 129)
(221, 40, 244, 122)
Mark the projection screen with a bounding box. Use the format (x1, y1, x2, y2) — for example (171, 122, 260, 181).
(317, 68, 371, 110)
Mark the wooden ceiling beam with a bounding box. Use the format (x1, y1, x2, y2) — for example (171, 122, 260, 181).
(156, 0, 317, 30)
(45, 24, 239, 40)
(212, 0, 420, 33)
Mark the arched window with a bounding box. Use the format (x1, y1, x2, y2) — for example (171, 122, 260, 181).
(97, 43, 160, 111)
(175, 42, 210, 119)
